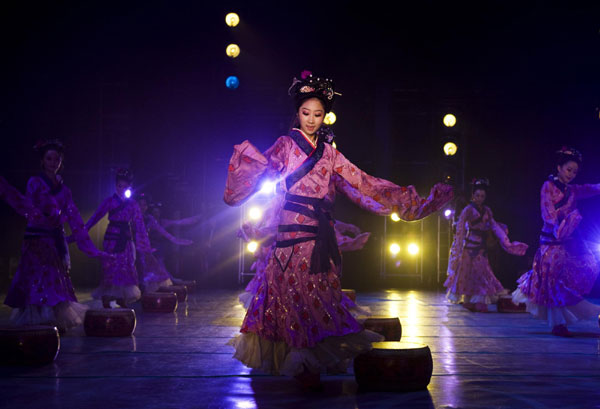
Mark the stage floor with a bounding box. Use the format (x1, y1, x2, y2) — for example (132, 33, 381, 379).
(1, 289, 599, 408)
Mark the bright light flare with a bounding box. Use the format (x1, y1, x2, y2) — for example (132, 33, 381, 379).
(247, 241, 258, 253)
(324, 112, 337, 125)
(443, 141, 458, 156)
(443, 114, 456, 127)
(444, 209, 453, 219)
(124, 188, 132, 199)
(226, 44, 240, 58)
(389, 243, 401, 255)
(390, 212, 400, 222)
(332, 141, 337, 149)
(248, 207, 262, 221)
(226, 76, 240, 89)
(407, 243, 419, 255)
(225, 13, 240, 27)
(260, 181, 276, 195)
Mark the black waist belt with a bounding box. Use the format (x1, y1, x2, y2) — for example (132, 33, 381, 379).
(105, 221, 132, 252)
(540, 230, 563, 246)
(24, 226, 68, 263)
(275, 193, 340, 275)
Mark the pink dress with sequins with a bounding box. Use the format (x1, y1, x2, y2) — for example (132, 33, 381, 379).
(86, 194, 153, 303)
(513, 179, 600, 327)
(1, 175, 102, 330)
(224, 129, 453, 375)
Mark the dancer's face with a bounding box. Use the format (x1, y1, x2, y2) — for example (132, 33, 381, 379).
(41, 150, 62, 175)
(557, 160, 578, 184)
(138, 198, 148, 213)
(472, 189, 486, 206)
(115, 180, 130, 199)
(297, 98, 325, 141)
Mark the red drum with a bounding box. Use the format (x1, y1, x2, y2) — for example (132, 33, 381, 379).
(354, 341, 433, 391)
(342, 289, 356, 302)
(142, 292, 178, 313)
(497, 295, 526, 313)
(363, 317, 402, 341)
(0, 325, 60, 365)
(84, 308, 136, 337)
(158, 285, 188, 303)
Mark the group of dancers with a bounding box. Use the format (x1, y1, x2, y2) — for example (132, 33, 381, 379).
(1, 69, 598, 389)
(445, 150, 600, 337)
(0, 150, 197, 331)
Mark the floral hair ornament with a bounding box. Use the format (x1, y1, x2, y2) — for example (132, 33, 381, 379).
(556, 146, 582, 163)
(317, 126, 336, 144)
(472, 178, 490, 189)
(288, 69, 342, 113)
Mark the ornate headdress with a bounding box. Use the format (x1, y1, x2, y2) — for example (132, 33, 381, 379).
(471, 178, 490, 192)
(115, 168, 133, 183)
(288, 70, 340, 113)
(316, 126, 336, 144)
(33, 139, 64, 157)
(556, 146, 582, 164)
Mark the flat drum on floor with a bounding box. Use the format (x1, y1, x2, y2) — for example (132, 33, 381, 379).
(84, 308, 136, 337)
(0, 325, 60, 365)
(363, 317, 402, 341)
(158, 285, 188, 303)
(354, 341, 433, 392)
(142, 292, 178, 313)
(497, 295, 526, 313)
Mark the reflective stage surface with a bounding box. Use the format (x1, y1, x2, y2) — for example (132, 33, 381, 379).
(1, 289, 599, 408)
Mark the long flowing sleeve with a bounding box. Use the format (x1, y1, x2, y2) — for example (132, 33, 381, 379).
(447, 206, 469, 277)
(331, 150, 453, 221)
(147, 215, 188, 244)
(63, 188, 103, 257)
(572, 183, 600, 200)
(488, 209, 528, 256)
(160, 214, 202, 229)
(0, 176, 41, 221)
(132, 202, 153, 253)
(224, 137, 289, 206)
(85, 197, 112, 231)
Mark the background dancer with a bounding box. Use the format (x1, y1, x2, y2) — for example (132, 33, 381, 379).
(445, 178, 528, 312)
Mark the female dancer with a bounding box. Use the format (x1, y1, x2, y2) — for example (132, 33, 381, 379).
(224, 71, 453, 386)
(86, 169, 153, 308)
(513, 148, 600, 336)
(444, 179, 528, 312)
(136, 195, 192, 292)
(2, 140, 108, 331)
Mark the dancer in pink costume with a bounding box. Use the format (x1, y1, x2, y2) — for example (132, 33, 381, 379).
(86, 169, 153, 308)
(445, 178, 528, 312)
(224, 71, 453, 386)
(136, 195, 192, 292)
(513, 148, 600, 337)
(1, 140, 108, 331)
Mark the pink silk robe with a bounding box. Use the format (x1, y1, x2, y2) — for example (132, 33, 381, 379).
(225, 131, 453, 350)
(516, 180, 600, 309)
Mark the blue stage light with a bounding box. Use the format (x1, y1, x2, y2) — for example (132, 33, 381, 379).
(226, 76, 240, 89)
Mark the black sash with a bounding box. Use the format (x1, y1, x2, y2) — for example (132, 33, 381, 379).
(105, 220, 133, 252)
(285, 129, 325, 190)
(275, 193, 340, 275)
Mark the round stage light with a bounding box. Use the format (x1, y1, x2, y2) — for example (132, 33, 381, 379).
(226, 76, 240, 89)
(260, 180, 276, 195)
(226, 44, 240, 58)
(443, 114, 456, 127)
(390, 212, 401, 222)
(248, 207, 262, 221)
(389, 243, 401, 255)
(225, 13, 240, 27)
(444, 209, 453, 219)
(407, 243, 419, 255)
(443, 141, 458, 156)
(324, 112, 337, 125)
(332, 141, 337, 149)
(124, 188, 132, 199)
(247, 241, 258, 253)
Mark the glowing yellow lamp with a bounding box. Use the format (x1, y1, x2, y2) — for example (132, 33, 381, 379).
(443, 142, 458, 156)
(332, 141, 337, 149)
(407, 243, 419, 255)
(389, 243, 401, 255)
(247, 241, 258, 253)
(225, 13, 240, 27)
(226, 44, 240, 58)
(248, 206, 262, 221)
(324, 112, 337, 125)
(390, 212, 400, 222)
(443, 114, 456, 127)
